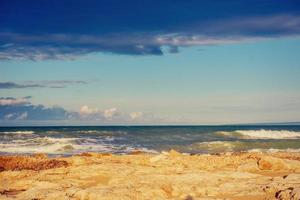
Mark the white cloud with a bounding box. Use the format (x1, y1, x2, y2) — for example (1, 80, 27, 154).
(129, 112, 143, 120)
(0, 97, 30, 106)
(79, 106, 119, 120)
(78, 105, 156, 123)
(80, 105, 100, 115)
(155, 34, 259, 47)
(103, 108, 118, 119)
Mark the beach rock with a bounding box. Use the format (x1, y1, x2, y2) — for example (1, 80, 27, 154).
(33, 153, 48, 159)
(0, 152, 300, 200)
(257, 156, 286, 171)
(129, 150, 145, 155)
(168, 149, 181, 157)
(238, 161, 260, 173)
(149, 154, 166, 163)
(275, 187, 300, 200)
(285, 159, 300, 172)
(161, 184, 173, 198)
(0, 155, 68, 171)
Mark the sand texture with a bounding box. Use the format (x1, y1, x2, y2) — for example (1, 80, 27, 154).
(1, 151, 300, 200)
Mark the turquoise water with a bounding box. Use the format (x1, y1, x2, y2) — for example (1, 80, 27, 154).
(1, 126, 300, 155)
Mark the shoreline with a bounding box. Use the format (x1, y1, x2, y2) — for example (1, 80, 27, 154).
(1, 151, 300, 199)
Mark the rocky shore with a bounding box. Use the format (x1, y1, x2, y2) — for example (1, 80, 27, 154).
(1, 151, 300, 200)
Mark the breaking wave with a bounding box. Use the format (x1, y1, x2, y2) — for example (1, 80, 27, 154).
(217, 129, 300, 139)
(0, 131, 35, 135)
(0, 131, 37, 140)
(0, 136, 156, 155)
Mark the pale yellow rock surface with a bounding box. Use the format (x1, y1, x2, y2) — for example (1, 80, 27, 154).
(0, 151, 300, 200)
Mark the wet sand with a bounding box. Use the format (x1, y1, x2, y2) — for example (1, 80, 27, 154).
(1, 151, 300, 200)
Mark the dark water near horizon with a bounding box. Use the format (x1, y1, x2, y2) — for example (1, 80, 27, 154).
(1, 125, 300, 156)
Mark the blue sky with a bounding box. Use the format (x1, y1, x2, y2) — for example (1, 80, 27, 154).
(0, 0, 300, 125)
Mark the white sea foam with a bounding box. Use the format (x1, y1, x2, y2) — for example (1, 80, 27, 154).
(218, 129, 300, 139)
(192, 140, 300, 153)
(0, 137, 81, 154)
(0, 131, 35, 135)
(248, 148, 300, 153)
(77, 130, 100, 134)
(194, 141, 237, 152)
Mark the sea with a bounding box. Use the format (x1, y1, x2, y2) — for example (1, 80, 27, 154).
(1, 125, 300, 156)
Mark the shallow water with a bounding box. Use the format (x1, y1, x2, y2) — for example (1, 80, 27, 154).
(1, 125, 300, 155)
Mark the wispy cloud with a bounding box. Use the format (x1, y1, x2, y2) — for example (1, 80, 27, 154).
(0, 80, 87, 89)
(0, 82, 44, 89)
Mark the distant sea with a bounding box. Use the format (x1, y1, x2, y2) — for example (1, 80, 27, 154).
(1, 126, 300, 156)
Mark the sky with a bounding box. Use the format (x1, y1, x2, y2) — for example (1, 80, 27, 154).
(0, 0, 300, 125)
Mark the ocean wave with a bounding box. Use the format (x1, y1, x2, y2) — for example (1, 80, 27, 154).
(75, 130, 100, 134)
(76, 130, 128, 135)
(217, 129, 300, 139)
(44, 131, 61, 134)
(0, 137, 82, 154)
(189, 140, 300, 153)
(0, 131, 36, 140)
(0, 136, 155, 155)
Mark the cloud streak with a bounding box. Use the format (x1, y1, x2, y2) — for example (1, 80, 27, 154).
(0, 80, 87, 89)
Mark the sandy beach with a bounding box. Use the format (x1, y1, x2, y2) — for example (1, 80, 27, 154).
(0, 151, 300, 200)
